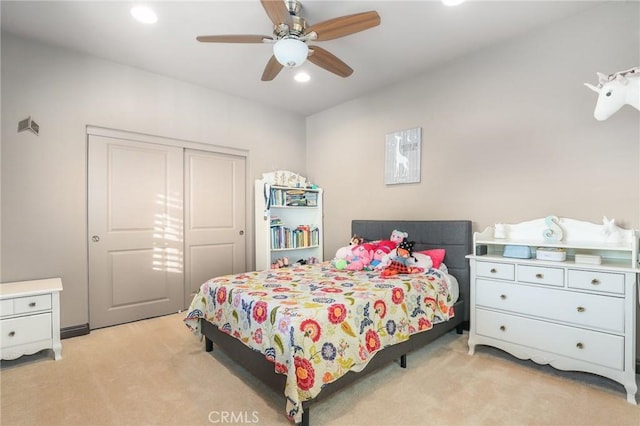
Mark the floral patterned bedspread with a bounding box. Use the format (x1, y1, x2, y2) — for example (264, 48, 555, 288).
(184, 262, 454, 423)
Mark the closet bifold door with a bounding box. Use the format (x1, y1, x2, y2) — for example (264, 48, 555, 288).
(88, 135, 184, 329)
(183, 149, 246, 305)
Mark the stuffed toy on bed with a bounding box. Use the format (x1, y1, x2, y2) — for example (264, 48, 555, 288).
(345, 243, 375, 271)
(390, 229, 408, 246)
(370, 240, 396, 269)
(381, 238, 423, 277)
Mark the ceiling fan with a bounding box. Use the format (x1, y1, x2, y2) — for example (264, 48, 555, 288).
(196, 0, 381, 81)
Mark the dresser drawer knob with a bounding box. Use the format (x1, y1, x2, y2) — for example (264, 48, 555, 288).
(8, 331, 15, 337)
(500, 294, 507, 300)
(490, 268, 497, 273)
(499, 325, 506, 331)
(590, 279, 600, 285)
(576, 306, 586, 313)
(535, 273, 544, 279)
(576, 342, 584, 350)
(29, 302, 37, 308)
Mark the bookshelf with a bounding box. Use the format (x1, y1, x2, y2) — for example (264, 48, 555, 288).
(254, 171, 323, 270)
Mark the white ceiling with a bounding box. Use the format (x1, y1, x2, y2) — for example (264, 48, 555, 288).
(1, 1, 605, 116)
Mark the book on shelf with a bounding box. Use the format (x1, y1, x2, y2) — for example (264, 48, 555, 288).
(270, 224, 319, 249)
(269, 187, 319, 207)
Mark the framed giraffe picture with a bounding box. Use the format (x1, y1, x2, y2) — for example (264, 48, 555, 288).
(384, 127, 421, 185)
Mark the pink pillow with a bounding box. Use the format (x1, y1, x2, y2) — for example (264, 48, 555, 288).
(418, 249, 446, 269)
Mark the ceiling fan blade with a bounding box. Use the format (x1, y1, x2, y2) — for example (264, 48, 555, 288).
(305, 11, 380, 41)
(197, 35, 273, 43)
(307, 46, 353, 78)
(260, 0, 292, 27)
(261, 55, 284, 81)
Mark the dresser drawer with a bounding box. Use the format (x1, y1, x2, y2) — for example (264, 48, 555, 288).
(568, 270, 625, 295)
(476, 279, 624, 333)
(475, 309, 624, 370)
(476, 261, 515, 281)
(12, 294, 52, 314)
(0, 299, 14, 317)
(518, 265, 564, 287)
(0, 313, 52, 347)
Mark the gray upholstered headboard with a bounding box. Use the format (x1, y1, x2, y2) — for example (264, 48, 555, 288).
(352, 220, 472, 322)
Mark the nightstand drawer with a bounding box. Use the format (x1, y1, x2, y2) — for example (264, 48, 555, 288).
(568, 270, 625, 295)
(476, 309, 624, 370)
(518, 265, 564, 287)
(476, 261, 515, 281)
(13, 294, 51, 314)
(1, 313, 52, 347)
(476, 279, 624, 333)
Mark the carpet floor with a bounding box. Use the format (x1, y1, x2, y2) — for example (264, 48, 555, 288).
(1, 313, 638, 426)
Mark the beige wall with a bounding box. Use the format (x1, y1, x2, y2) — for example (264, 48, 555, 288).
(1, 33, 307, 328)
(1, 1, 639, 347)
(306, 2, 640, 359)
(307, 2, 639, 258)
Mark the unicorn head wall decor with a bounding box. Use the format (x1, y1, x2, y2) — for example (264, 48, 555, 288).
(584, 67, 639, 121)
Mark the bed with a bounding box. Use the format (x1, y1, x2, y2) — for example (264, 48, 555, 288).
(184, 220, 472, 425)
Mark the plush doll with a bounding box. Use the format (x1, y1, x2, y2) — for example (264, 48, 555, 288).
(381, 238, 422, 277)
(345, 243, 375, 271)
(370, 240, 396, 269)
(350, 234, 364, 246)
(390, 229, 408, 246)
(335, 234, 365, 260)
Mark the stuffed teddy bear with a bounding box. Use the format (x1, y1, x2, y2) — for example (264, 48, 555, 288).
(390, 229, 408, 246)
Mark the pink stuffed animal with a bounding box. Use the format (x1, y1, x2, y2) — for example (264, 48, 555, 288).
(346, 243, 375, 271)
(370, 240, 396, 269)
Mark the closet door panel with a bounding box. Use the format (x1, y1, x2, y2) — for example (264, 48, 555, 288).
(88, 135, 184, 329)
(184, 150, 246, 304)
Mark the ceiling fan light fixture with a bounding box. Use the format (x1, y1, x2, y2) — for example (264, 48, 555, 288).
(130, 5, 158, 24)
(442, 0, 466, 6)
(294, 72, 311, 83)
(273, 38, 309, 68)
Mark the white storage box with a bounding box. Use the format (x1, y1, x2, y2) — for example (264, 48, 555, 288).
(574, 254, 602, 265)
(536, 247, 566, 261)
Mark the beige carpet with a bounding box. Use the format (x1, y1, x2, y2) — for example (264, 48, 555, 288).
(1, 313, 638, 426)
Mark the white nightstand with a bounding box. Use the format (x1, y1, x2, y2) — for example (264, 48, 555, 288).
(1, 278, 63, 361)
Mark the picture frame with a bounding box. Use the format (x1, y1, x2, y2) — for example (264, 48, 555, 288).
(384, 127, 421, 185)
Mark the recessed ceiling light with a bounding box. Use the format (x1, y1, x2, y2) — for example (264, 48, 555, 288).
(294, 72, 311, 83)
(442, 0, 465, 6)
(131, 5, 158, 24)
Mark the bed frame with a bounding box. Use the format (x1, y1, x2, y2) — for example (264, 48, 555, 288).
(200, 220, 472, 425)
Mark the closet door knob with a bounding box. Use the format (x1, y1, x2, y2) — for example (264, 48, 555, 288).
(92, 235, 100, 242)
(239, 230, 244, 236)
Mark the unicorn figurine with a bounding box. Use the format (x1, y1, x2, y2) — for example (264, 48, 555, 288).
(584, 67, 639, 121)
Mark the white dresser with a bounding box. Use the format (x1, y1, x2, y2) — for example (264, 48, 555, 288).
(1, 278, 63, 361)
(467, 217, 638, 404)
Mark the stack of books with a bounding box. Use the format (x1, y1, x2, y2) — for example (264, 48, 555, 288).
(270, 224, 319, 249)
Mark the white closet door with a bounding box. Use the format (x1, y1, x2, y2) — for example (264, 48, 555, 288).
(184, 149, 246, 305)
(88, 135, 184, 329)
